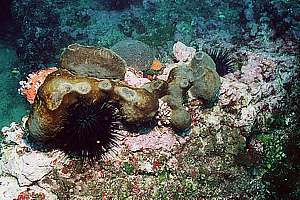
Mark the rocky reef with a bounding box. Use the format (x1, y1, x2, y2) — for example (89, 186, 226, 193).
(0, 38, 299, 199)
(0, 0, 299, 199)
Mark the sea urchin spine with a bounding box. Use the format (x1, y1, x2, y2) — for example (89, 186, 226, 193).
(55, 100, 122, 159)
(206, 48, 235, 76)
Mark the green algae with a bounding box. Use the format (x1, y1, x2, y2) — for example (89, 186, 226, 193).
(123, 162, 134, 175)
(257, 131, 286, 171)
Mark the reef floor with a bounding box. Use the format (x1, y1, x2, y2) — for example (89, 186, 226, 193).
(0, 38, 299, 199)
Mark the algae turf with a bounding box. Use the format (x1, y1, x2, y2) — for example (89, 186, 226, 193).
(123, 161, 135, 175)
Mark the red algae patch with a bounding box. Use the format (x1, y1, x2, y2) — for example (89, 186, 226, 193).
(18, 67, 58, 104)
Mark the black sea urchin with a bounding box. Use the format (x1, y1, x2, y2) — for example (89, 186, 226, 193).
(206, 48, 235, 76)
(53, 100, 123, 160)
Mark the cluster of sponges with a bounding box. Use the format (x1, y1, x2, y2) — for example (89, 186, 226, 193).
(161, 56, 220, 130)
(27, 44, 159, 158)
(26, 42, 221, 158)
(150, 42, 221, 131)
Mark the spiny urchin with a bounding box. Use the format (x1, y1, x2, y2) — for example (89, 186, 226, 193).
(50, 100, 123, 160)
(206, 48, 236, 76)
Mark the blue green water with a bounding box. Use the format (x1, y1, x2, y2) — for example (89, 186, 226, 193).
(0, 41, 29, 128)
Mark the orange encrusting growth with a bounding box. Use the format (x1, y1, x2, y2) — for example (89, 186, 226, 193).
(151, 59, 162, 71)
(19, 67, 58, 104)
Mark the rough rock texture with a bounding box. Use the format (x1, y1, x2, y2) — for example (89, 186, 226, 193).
(124, 127, 186, 151)
(111, 39, 156, 71)
(2, 150, 54, 186)
(218, 51, 285, 133)
(0, 176, 58, 200)
(60, 43, 127, 79)
(0, 122, 62, 200)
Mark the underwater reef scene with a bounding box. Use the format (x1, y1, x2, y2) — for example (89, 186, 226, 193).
(0, 0, 300, 199)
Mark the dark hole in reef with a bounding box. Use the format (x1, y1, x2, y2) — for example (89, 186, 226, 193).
(101, 0, 143, 10)
(0, 0, 20, 41)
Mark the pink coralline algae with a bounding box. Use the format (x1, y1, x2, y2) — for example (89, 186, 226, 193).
(124, 127, 187, 152)
(16, 190, 46, 200)
(156, 100, 172, 127)
(167, 157, 179, 170)
(219, 52, 279, 107)
(188, 51, 285, 133)
(124, 67, 150, 87)
(217, 52, 283, 130)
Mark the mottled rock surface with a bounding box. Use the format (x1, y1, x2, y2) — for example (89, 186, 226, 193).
(111, 39, 157, 71)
